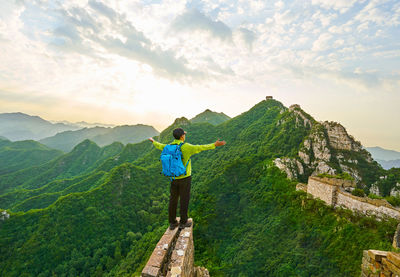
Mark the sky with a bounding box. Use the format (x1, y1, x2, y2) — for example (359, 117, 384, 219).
(0, 0, 399, 150)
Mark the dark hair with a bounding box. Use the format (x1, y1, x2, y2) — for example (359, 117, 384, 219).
(173, 128, 185, 139)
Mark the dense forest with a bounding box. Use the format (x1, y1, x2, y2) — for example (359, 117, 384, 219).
(0, 99, 399, 276)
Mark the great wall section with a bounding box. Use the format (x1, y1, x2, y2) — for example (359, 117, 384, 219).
(141, 218, 209, 277)
(142, 177, 400, 276)
(297, 176, 400, 276)
(297, 176, 400, 220)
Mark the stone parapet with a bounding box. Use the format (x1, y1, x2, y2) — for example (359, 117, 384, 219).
(361, 250, 400, 277)
(167, 224, 194, 277)
(142, 219, 208, 277)
(336, 189, 400, 220)
(307, 177, 338, 206)
(307, 177, 400, 220)
(141, 221, 180, 277)
(309, 176, 355, 188)
(393, 224, 400, 249)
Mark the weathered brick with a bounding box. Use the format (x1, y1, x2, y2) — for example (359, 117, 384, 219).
(382, 258, 400, 276)
(364, 250, 372, 262)
(369, 250, 389, 262)
(388, 252, 400, 267)
(369, 263, 378, 274)
(141, 265, 160, 277)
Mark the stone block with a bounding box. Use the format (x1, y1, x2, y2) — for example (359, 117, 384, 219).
(141, 266, 160, 277)
(364, 250, 372, 262)
(382, 258, 400, 275)
(380, 270, 391, 277)
(388, 252, 400, 267)
(369, 263, 377, 274)
(361, 263, 370, 274)
(369, 250, 388, 262)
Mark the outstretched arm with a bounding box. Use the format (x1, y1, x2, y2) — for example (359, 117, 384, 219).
(148, 137, 166, 150)
(186, 139, 226, 155)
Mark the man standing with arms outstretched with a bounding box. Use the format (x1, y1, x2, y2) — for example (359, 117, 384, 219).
(149, 128, 226, 229)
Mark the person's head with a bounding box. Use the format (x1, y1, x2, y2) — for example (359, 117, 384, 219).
(173, 128, 186, 141)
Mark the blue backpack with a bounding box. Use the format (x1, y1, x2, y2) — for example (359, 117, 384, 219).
(160, 143, 190, 179)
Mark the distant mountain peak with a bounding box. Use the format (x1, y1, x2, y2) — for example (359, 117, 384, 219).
(190, 109, 230, 126)
(0, 112, 46, 122)
(70, 139, 99, 153)
(173, 117, 190, 125)
(366, 146, 400, 162)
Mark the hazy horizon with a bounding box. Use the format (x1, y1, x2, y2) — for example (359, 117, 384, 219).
(2, 101, 400, 152)
(1, 0, 399, 150)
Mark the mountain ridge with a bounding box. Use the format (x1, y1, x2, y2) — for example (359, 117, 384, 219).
(0, 112, 80, 141)
(0, 98, 397, 277)
(39, 124, 159, 152)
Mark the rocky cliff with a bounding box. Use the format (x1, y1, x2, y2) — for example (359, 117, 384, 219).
(274, 105, 378, 186)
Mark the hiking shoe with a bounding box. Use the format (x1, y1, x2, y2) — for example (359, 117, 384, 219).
(169, 221, 179, 230)
(179, 219, 192, 229)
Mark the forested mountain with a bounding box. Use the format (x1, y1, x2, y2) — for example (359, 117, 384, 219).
(0, 137, 63, 175)
(0, 140, 123, 196)
(0, 112, 80, 141)
(190, 109, 231, 125)
(39, 125, 159, 152)
(0, 99, 397, 277)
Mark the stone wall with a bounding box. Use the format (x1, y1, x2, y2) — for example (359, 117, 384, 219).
(141, 219, 209, 277)
(141, 222, 180, 277)
(307, 177, 337, 206)
(306, 177, 400, 220)
(167, 225, 194, 277)
(361, 250, 400, 277)
(336, 191, 400, 220)
(310, 176, 355, 188)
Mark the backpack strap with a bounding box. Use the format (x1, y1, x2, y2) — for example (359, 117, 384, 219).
(178, 142, 191, 169)
(178, 142, 185, 149)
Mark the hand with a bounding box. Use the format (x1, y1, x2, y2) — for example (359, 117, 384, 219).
(148, 137, 155, 143)
(214, 139, 226, 147)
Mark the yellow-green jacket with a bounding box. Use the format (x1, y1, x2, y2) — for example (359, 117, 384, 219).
(152, 139, 216, 179)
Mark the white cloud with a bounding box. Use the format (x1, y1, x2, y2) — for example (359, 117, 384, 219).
(328, 24, 352, 34)
(311, 0, 361, 13)
(1, 0, 400, 149)
(170, 8, 233, 42)
(333, 39, 344, 48)
(273, 10, 296, 26)
(312, 11, 337, 27)
(249, 0, 265, 13)
(234, 27, 257, 50)
(312, 33, 333, 51)
(275, 1, 285, 10)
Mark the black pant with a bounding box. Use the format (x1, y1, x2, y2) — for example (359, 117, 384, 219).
(169, 176, 191, 224)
